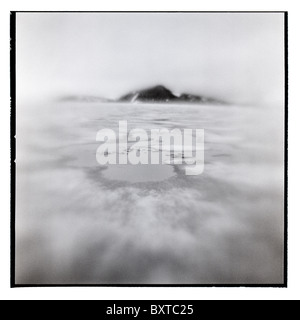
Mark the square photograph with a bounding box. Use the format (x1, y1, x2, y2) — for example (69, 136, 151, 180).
(12, 12, 287, 286)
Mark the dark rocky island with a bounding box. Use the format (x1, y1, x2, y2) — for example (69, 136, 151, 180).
(118, 85, 222, 104)
(119, 85, 178, 103)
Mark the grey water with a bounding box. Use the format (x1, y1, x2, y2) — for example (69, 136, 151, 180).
(15, 101, 285, 284)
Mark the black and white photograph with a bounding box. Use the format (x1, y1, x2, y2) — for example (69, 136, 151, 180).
(12, 12, 286, 286)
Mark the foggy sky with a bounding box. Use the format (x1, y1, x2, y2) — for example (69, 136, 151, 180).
(16, 13, 284, 104)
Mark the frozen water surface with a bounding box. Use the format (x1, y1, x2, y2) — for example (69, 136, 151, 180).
(15, 101, 285, 285)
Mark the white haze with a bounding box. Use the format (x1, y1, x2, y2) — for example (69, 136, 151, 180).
(17, 13, 284, 105)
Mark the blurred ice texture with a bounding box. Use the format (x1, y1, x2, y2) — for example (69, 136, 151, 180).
(16, 101, 284, 284)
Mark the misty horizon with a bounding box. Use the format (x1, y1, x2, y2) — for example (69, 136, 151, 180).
(58, 83, 228, 104)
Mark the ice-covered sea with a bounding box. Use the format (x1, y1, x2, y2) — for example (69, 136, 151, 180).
(16, 101, 285, 284)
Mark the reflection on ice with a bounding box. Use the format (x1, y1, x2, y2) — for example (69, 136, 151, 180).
(102, 165, 176, 183)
